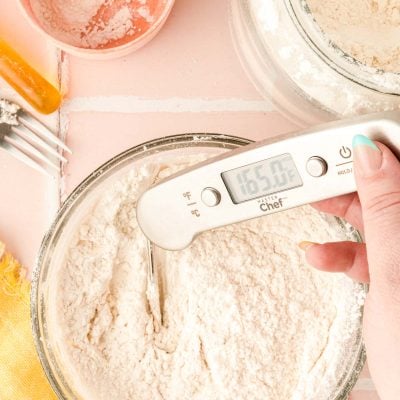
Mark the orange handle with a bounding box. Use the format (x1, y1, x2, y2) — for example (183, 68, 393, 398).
(0, 38, 61, 114)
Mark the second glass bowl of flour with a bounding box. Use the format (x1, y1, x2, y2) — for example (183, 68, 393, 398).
(231, 0, 400, 126)
(32, 134, 367, 400)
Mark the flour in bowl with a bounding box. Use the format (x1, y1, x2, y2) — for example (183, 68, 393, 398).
(51, 157, 365, 400)
(29, 0, 159, 49)
(307, 0, 400, 72)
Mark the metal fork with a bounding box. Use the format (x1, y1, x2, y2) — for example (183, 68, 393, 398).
(0, 99, 71, 176)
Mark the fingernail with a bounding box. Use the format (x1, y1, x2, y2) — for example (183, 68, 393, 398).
(352, 135, 382, 177)
(298, 241, 317, 251)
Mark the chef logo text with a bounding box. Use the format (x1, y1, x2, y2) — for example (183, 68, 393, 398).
(259, 197, 285, 212)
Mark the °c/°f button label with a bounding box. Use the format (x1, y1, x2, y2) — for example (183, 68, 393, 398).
(339, 146, 352, 159)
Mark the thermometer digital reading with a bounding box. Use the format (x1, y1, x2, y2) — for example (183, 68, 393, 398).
(137, 112, 400, 250)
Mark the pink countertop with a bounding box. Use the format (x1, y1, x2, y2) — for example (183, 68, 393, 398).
(0, 0, 378, 398)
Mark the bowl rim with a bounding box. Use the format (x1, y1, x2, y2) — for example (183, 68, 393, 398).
(17, 0, 176, 57)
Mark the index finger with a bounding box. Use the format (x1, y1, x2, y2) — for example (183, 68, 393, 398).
(312, 192, 364, 234)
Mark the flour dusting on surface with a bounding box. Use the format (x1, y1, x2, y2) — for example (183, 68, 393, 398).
(0, 99, 19, 125)
(50, 156, 366, 400)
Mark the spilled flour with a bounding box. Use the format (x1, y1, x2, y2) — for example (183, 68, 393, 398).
(50, 156, 366, 400)
(29, 0, 158, 48)
(307, 0, 400, 72)
(0, 99, 19, 125)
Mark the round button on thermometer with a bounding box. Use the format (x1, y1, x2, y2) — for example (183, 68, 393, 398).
(306, 157, 328, 177)
(201, 188, 221, 207)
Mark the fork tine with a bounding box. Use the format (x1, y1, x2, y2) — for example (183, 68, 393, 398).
(0, 139, 53, 177)
(12, 125, 67, 163)
(17, 109, 72, 154)
(6, 131, 60, 171)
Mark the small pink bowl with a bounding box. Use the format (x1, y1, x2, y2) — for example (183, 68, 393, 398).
(18, 0, 175, 59)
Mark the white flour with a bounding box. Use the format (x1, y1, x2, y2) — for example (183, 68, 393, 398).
(307, 0, 400, 72)
(308, 0, 400, 72)
(0, 99, 19, 125)
(248, 0, 400, 121)
(52, 157, 365, 400)
(29, 0, 156, 49)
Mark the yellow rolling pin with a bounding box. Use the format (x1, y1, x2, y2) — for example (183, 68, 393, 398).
(0, 38, 61, 114)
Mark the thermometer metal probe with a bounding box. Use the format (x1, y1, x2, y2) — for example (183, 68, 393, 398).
(137, 112, 400, 250)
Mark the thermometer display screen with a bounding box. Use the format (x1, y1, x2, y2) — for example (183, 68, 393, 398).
(221, 153, 303, 204)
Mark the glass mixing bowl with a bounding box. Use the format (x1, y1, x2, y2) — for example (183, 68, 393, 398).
(230, 0, 400, 126)
(32, 134, 366, 400)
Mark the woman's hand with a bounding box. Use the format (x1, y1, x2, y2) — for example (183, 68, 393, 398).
(301, 135, 400, 400)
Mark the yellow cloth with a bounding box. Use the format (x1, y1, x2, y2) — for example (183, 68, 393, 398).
(0, 242, 57, 400)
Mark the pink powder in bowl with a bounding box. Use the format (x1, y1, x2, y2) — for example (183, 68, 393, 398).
(21, 0, 173, 55)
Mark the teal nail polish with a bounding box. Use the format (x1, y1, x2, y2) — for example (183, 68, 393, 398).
(352, 134, 382, 176)
(352, 134, 379, 150)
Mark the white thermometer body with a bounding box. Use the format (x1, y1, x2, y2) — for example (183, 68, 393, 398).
(137, 112, 400, 250)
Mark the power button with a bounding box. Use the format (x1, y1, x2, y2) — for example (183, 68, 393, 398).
(339, 146, 352, 159)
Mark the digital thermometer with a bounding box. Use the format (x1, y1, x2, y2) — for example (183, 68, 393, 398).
(137, 112, 400, 250)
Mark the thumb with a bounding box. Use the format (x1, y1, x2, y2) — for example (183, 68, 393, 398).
(352, 135, 400, 293)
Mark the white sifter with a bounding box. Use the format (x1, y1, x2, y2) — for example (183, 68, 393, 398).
(137, 112, 400, 250)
